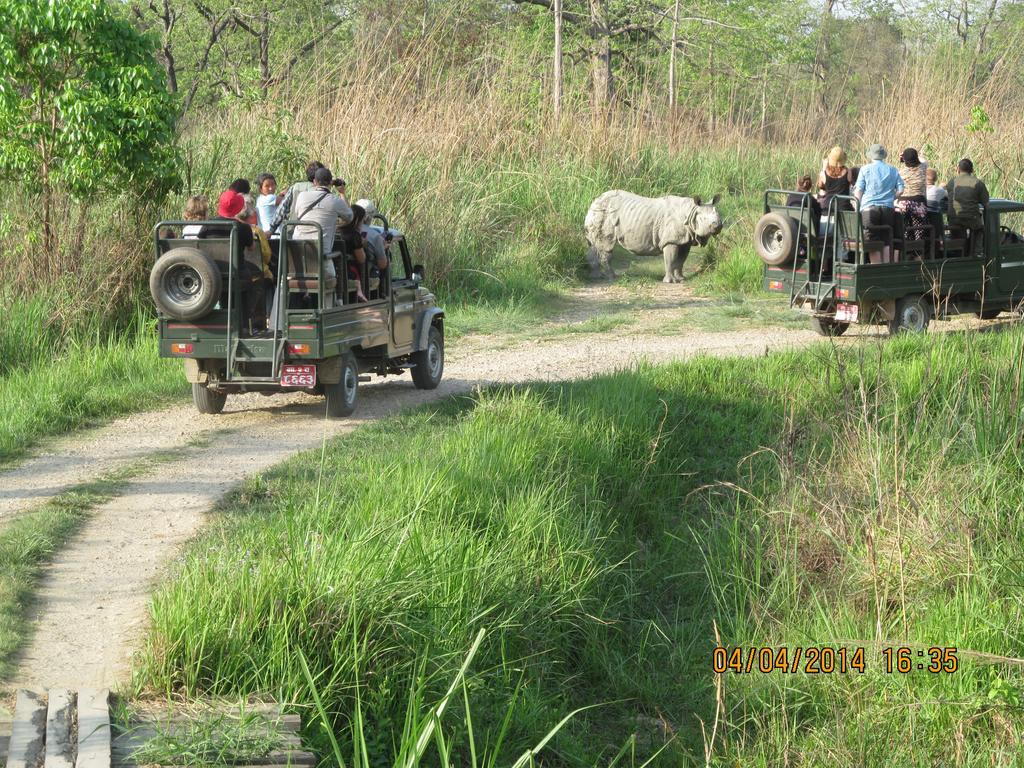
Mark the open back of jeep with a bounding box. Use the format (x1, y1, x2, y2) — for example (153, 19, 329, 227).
(756, 190, 1024, 335)
(151, 218, 445, 416)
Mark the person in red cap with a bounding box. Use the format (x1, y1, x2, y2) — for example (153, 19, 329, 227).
(198, 189, 266, 335)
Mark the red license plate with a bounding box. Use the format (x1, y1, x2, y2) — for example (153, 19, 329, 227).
(835, 303, 859, 323)
(281, 364, 316, 388)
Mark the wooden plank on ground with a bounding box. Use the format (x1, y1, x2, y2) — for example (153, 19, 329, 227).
(44, 689, 75, 768)
(112, 729, 302, 751)
(77, 689, 112, 768)
(0, 716, 12, 759)
(7, 689, 47, 768)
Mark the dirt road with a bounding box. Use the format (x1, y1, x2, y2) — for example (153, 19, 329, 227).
(1, 286, 820, 691)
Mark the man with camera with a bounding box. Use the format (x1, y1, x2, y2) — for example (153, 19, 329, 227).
(292, 167, 353, 267)
(269, 160, 347, 234)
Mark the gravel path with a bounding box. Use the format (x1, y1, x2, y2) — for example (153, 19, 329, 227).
(2, 287, 820, 691)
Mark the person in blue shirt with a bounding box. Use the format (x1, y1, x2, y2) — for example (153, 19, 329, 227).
(854, 144, 904, 263)
(255, 173, 282, 233)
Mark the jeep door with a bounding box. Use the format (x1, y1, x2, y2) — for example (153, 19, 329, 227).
(998, 211, 1024, 296)
(389, 238, 416, 350)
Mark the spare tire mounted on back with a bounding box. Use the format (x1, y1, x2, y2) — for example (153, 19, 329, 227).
(150, 247, 222, 321)
(754, 212, 799, 266)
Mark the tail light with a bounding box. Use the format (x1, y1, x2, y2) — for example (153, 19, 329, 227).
(170, 343, 193, 354)
(288, 343, 310, 355)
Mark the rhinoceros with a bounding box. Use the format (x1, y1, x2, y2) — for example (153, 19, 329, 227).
(584, 190, 723, 281)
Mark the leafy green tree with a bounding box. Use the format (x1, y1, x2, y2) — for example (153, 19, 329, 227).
(0, 0, 179, 253)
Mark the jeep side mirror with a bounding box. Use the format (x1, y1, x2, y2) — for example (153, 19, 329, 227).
(412, 264, 425, 282)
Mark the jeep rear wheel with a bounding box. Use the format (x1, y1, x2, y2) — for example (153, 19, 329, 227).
(151, 248, 222, 321)
(192, 383, 227, 414)
(810, 315, 849, 337)
(889, 294, 932, 335)
(325, 353, 359, 417)
(411, 326, 444, 390)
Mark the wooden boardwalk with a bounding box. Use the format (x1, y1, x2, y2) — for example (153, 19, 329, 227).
(0, 690, 313, 768)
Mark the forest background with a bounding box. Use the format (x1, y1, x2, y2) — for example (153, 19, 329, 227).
(2, 0, 1023, 326)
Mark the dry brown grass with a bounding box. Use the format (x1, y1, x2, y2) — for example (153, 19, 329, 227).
(6, 24, 1024, 336)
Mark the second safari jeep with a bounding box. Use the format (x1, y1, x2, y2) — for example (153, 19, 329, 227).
(757, 190, 1024, 335)
(149, 214, 445, 416)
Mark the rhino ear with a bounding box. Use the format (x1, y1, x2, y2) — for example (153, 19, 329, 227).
(710, 194, 722, 206)
(692, 196, 702, 206)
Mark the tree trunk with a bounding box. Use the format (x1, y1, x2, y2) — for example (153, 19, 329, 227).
(973, 0, 999, 62)
(813, 0, 835, 121)
(259, 11, 270, 97)
(41, 168, 53, 265)
(588, 0, 613, 109)
(553, 0, 563, 121)
(668, 0, 679, 108)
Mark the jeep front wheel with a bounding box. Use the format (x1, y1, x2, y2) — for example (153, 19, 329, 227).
(889, 294, 932, 335)
(325, 353, 359, 417)
(192, 383, 227, 414)
(411, 326, 444, 389)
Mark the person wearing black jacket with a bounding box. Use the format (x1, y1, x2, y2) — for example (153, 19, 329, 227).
(198, 189, 266, 335)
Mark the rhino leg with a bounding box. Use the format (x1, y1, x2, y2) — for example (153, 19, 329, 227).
(586, 246, 615, 279)
(662, 244, 682, 283)
(671, 244, 691, 282)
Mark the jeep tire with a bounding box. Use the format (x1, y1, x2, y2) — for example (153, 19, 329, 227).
(889, 294, 932, 335)
(754, 212, 799, 266)
(325, 353, 359, 417)
(150, 248, 222, 321)
(192, 383, 227, 414)
(411, 326, 444, 390)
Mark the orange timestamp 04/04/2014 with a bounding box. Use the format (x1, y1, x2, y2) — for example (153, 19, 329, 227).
(711, 646, 960, 674)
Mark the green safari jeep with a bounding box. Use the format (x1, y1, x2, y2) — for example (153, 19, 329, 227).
(149, 215, 445, 416)
(756, 190, 1024, 335)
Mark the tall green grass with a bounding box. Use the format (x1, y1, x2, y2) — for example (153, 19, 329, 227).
(138, 328, 1024, 765)
(0, 303, 185, 463)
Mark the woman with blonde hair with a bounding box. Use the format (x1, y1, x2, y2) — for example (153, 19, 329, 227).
(182, 195, 208, 239)
(817, 146, 854, 213)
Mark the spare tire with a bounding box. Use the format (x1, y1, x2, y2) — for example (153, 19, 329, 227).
(754, 212, 799, 266)
(150, 247, 222, 321)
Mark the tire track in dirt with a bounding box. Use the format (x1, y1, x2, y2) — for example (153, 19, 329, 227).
(2, 292, 821, 691)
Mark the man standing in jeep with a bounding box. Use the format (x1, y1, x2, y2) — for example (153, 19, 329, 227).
(293, 167, 353, 280)
(946, 158, 989, 257)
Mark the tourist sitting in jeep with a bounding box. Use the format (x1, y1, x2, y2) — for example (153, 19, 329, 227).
(198, 189, 266, 335)
(340, 205, 369, 302)
(786, 176, 821, 237)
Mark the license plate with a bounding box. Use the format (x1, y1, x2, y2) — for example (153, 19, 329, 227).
(281, 364, 316, 388)
(835, 303, 859, 323)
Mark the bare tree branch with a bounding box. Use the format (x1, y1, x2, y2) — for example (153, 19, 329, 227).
(268, 18, 345, 86)
(182, 3, 234, 114)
